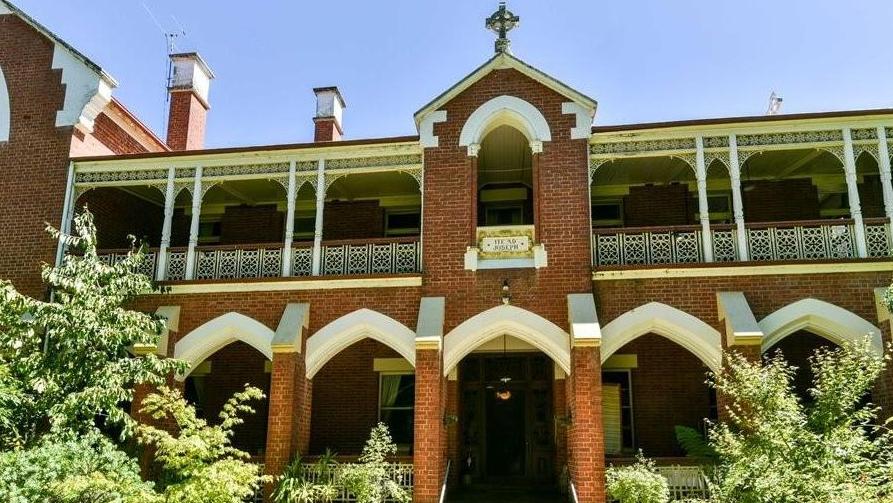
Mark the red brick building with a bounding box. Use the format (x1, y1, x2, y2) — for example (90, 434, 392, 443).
(2, 2, 893, 502)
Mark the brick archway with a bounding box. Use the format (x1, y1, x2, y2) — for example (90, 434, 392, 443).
(600, 302, 722, 372)
(442, 304, 571, 376)
(304, 308, 416, 379)
(173, 311, 275, 378)
(458, 94, 552, 148)
(760, 298, 883, 356)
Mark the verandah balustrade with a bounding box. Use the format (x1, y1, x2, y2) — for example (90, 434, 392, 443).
(593, 218, 891, 267)
(95, 237, 421, 281)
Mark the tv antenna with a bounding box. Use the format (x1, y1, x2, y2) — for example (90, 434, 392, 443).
(142, 2, 188, 134)
(766, 91, 783, 116)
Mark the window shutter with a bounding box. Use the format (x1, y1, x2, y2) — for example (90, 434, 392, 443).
(603, 383, 622, 455)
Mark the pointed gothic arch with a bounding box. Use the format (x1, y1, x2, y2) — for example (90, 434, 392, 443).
(760, 298, 883, 356)
(459, 95, 552, 148)
(305, 309, 416, 379)
(443, 305, 571, 376)
(600, 302, 722, 372)
(173, 312, 275, 378)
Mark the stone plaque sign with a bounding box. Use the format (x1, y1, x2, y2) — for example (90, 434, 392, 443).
(481, 235, 531, 254)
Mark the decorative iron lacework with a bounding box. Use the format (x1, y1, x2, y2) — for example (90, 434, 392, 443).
(202, 162, 289, 178)
(703, 136, 729, 148)
(325, 154, 422, 170)
(736, 130, 842, 147)
(297, 160, 318, 171)
(853, 143, 879, 162)
(886, 127, 893, 140)
(177, 167, 196, 179)
(704, 151, 730, 171)
(590, 138, 696, 155)
(75, 169, 167, 184)
(851, 128, 878, 141)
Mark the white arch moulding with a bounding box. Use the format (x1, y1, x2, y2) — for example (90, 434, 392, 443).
(0, 64, 9, 142)
(305, 308, 417, 379)
(173, 312, 275, 379)
(760, 298, 883, 356)
(443, 305, 571, 377)
(458, 95, 552, 149)
(600, 302, 722, 373)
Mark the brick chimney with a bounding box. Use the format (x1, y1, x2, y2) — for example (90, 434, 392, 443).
(166, 52, 215, 151)
(313, 86, 345, 142)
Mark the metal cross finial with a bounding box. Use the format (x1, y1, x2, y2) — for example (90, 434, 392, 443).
(486, 2, 520, 54)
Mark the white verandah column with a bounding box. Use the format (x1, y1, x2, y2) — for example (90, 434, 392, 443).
(695, 136, 714, 262)
(281, 160, 297, 277)
(843, 128, 868, 258)
(184, 166, 203, 279)
(728, 134, 749, 261)
(311, 159, 325, 276)
(55, 161, 76, 267)
(876, 126, 893, 225)
(155, 166, 177, 280)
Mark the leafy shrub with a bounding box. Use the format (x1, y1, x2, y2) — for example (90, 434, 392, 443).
(0, 431, 154, 503)
(606, 453, 669, 503)
(339, 423, 411, 503)
(707, 339, 893, 503)
(274, 450, 338, 503)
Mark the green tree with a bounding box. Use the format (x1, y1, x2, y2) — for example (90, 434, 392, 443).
(707, 339, 893, 503)
(136, 385, 270, 503)
(0, 210, 184, 447)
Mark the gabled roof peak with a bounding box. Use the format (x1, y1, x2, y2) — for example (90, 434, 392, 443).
(414, 51, 597, 129)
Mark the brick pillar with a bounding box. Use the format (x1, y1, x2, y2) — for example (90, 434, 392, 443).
(873, 288, 893, 419)
(568, 345, 606, 503)
(264, 351, 310, 493)
(553, 369, 568, 485)
(718, 344, 761, 423)
(413, 347, 445, 503)
(446, 373, 460, 488)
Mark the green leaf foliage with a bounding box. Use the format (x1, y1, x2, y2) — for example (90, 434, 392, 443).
(0, 209, 185, 447)
(338, 423, 411, 503)
(606, 453, 670, 503)
(707, 338, 893, 503)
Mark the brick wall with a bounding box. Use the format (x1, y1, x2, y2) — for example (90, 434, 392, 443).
(220, 205, 284, 245)
(614, 334, 712, 458)
(310, 339, 401, 454)
(76, 188, 164, 248)
(187, 341, 271, 456)
(623, 184, 692, 227)
(323, 200, 384, 240)
(0, 14, 74, 297)
(743, 178, 820, 222)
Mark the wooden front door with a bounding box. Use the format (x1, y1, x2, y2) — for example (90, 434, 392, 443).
(459, 353, 555, 483)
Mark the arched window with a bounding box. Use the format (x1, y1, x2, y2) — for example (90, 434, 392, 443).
(477, 125, 533, 226)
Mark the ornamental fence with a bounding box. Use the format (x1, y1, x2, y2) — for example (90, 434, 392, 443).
(299, 462, 414, 502)
(593, 219, 891, 267)
(95, 237, 421, 281)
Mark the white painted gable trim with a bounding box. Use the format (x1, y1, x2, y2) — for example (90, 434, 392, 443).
(443, 305, 571, 376)
(419, 110, 447, 148)
(0, 64, 9, 142)
(459, 95, 552, 149)
(600, 302, 722, 373)
(52, 45, 114, 133)
(414, 52, 596, 129)
(305, 308, 416, 379)
(760, 298, 883, 356)
(173, 312, 275, 379)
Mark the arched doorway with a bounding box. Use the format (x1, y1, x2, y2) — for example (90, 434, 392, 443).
(444, 306, 570, 494)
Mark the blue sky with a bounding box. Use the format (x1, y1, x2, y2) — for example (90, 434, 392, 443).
(16, 0, 893, 148)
